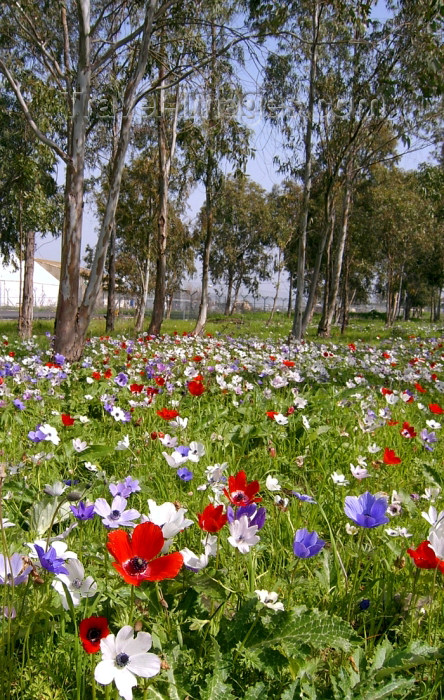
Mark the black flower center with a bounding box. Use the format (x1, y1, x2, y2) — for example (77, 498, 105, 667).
(109, 510, 121, 520)
(127, 556, 148, 575)
(232, 491, 245, 504)
(86, 627, 101, 643)
(115, 653, 129, 667)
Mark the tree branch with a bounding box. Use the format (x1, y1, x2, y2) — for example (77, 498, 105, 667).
(0, 59, 69, 163)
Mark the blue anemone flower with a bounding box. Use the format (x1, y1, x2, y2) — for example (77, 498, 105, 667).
(344, 491, 389, 528)
(293, 529, 325, 558)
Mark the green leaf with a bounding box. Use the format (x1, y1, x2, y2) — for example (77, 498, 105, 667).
(362, 677, 416, 699)
(244, 682, 268, 699)
(249, 608, 359, 655)
(372, 641, 439, 681)
(28, 498, 71, 536)
(422, 463, 444, 489)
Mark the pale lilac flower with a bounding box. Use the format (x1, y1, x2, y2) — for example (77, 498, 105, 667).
(421, 506, 444, 527)
(73, 438, 88, 453)
(350, 464, 371, 480)
(0, 553, 32, 585)
(158, 434, 178, 448)
(115, 372, 128, 387)
(228, 515, 260, 553)
(109, 477, 141, 498)
(94, 496, 140, 528)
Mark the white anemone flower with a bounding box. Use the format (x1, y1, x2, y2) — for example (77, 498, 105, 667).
(255, 589, 284, 612)
(384, 527, 412, 538)
(162, 451, 188, 468)
(94, 626, 161, 700)
(52, 559, 97, 610)
(331, 471, 349, 486)
(274, 413, 288, 425)
(144, 499, 193, 540)
(421, 506, 444, 527)
(228, 515, 260, 554)
(115, 435, 130, 451)
(39, 423, 60, 446)
(265, 475, 281, 491)
(187, 441, 205, 462)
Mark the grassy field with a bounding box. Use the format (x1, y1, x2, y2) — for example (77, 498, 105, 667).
(0, 314, 443, 699)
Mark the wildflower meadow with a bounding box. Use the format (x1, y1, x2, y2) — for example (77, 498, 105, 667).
(1, 318, 444, 699)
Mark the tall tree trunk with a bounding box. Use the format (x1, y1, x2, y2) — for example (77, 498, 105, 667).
(135, 256, 151, 333)
(54, 0, 157, 360)
(290, 0, 322, 342)
(318, 161, 353, 337)
(224, 272, 234, 315)
(303, 187, 335, 335)
(148, 49, 179, 335)
(340, 248, 350, 334)
(193, 21, 217, 336)
(105, 71, 120, 334)
(287, 273, 293, 317)
(19, 230, 35, 340)
(229, 277, 243, 315)
(266, 251, 283, 325)
(106, 223, 117, 332)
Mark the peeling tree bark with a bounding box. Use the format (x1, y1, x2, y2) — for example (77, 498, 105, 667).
(19, 229, 35, 340)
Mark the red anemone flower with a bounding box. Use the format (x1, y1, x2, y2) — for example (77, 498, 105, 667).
(223, 470, 261, 506)
(106, 522, 183, 586)
(156, 408, 179, 421)
(283, 360, 295, 367)
(61, 413, 75, 426)
(130, 383, 144, 394)
(400, 421, 416, 438)
(188, 380, 205, 396)
(407, 541, 444, 572)
(266, 411, 278, 420)
(429, 403, 444, 414)
(414, 382, 427, 393)
(79, 616, 110, 653)
(383, 447, 402, 465)
(198, 504, 227, 532)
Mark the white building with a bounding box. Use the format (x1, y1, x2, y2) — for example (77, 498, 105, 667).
(0, 258, 59, 307)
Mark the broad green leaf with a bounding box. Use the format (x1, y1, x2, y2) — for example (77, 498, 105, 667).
(28, 498, 71, 536)
(362, 677, 416, 699)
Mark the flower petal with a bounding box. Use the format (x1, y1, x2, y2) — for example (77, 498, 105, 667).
(127, 652, 161, 678)
(144, 552, 184, 581)
(94, 659, 115, 686)
(131, 522, 164, 561)
(107, 530, 133, 564)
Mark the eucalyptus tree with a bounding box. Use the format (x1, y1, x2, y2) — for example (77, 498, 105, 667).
(202, 175, 271, 315)
(176, 1, 252, 335)
(0, 88, 62, 338)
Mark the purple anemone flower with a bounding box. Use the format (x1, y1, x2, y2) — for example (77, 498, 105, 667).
(0, 553, 32, 585)
(109, 476, 141, 498)
(293, 528, 326, 558)
(70, 501, 96, 521)
(94, 495, 140, 528)
(420, 429, 438, 452)
(291, 491, 317, 504)
(227, 504, 266, 530)
(177, 467, 194, 481)
(13, 399, 25, 411)
(34, 545, 69, 575)
(344, 491, 389, 528)
(114, 372, 128, 387)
